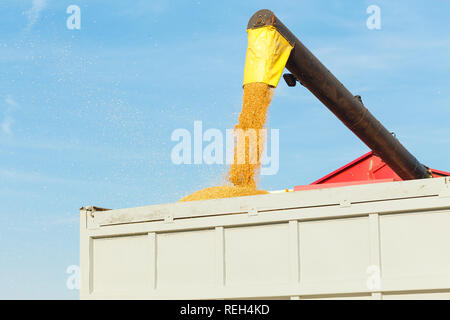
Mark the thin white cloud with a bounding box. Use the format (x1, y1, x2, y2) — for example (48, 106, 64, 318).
(5, 96, 18, 112)
(25, 0, 48, 30)
(1, 116, 14, 135)
(5, 96, 17, 107)
(2, 96, 19, 135)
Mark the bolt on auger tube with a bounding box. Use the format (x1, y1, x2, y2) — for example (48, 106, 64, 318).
(245, 9, 431, 180)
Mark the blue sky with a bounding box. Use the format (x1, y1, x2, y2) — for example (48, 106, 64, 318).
(0, 0, 449, 299)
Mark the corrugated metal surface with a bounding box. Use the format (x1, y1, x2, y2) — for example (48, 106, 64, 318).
(80, 177, 450, 300)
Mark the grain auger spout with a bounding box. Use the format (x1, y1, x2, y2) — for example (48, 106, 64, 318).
(244, 9, 432, 180)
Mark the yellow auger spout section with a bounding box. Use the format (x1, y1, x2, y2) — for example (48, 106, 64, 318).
(243, 25, 293, 87)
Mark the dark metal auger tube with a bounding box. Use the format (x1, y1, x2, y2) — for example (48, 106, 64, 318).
(248, 9, 431, 180)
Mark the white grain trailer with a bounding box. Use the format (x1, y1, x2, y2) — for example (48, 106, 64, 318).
(80, 177, 450, 300)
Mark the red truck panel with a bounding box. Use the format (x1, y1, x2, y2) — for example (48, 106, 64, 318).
(294, 151, 450, 191)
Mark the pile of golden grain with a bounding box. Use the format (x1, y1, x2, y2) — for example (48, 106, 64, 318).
(180, 83, 273, 202)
